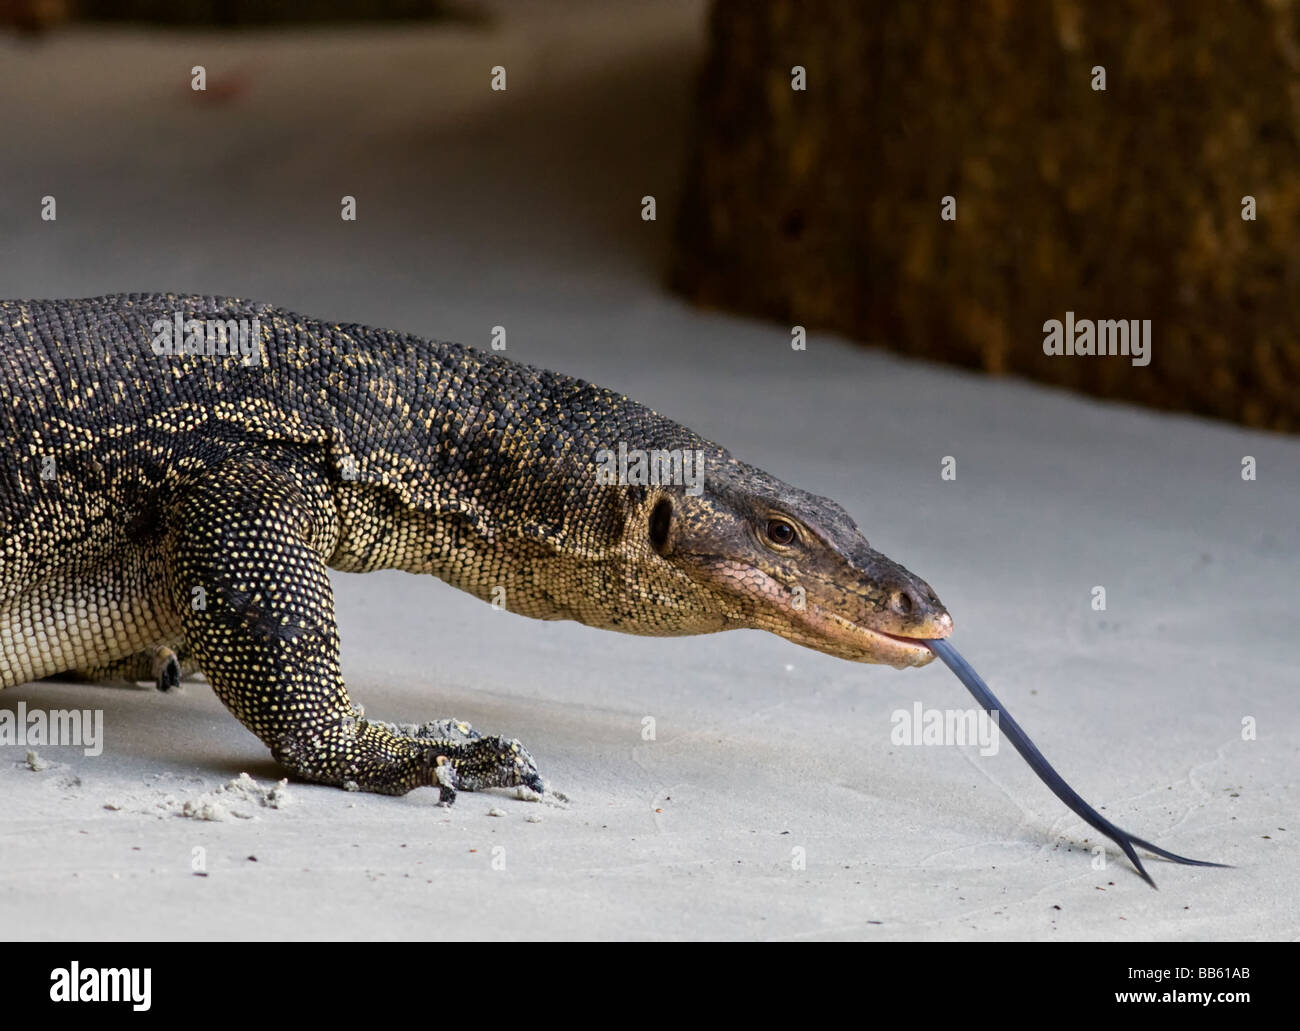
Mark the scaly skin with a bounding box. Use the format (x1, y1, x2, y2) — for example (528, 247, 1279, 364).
(0, 294, 951, 798)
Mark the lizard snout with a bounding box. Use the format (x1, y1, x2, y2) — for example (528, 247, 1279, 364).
(887, 581, 952, 639)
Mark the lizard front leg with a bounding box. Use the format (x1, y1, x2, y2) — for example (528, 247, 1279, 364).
(164, 457, 543, 800)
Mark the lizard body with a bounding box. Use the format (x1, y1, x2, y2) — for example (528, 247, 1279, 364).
(0, 293, 950, 798)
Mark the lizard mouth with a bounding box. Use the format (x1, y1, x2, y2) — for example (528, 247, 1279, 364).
(853, 623, 943, 668)
(813, 606, 952, 668)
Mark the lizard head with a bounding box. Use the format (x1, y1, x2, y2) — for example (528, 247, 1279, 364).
(636, 455, 951, 667)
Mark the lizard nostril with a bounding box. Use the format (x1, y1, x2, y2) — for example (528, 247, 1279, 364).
(892, 590, 914, 616)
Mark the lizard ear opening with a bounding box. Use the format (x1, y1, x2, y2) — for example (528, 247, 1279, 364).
(648, 497, 672, 555)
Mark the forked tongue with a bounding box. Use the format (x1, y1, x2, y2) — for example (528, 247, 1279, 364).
(924, 638, 1225, 888)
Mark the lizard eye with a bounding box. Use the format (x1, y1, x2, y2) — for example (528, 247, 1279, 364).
(649, 498, 672, 554)
(765, 519, 796, 546)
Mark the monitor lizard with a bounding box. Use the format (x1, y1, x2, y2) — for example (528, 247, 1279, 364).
(0, 293, 950, 802)
(0, 293, 1221, 884)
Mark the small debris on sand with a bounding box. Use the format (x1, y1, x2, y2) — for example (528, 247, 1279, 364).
(175, 773, 294, 822)
(513, 783, 570, 808)
(25, 750, 51, 771)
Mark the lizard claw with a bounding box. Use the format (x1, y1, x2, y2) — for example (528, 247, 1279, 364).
(446, 735, 543, 794)
(433, 754, 461, 806)
(423, 733, 543, 800)
(152, 647, 182, 692)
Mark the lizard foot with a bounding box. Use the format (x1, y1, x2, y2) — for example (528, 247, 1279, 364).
(368, 718, 544, 804)
(152, 646, 182, 692)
